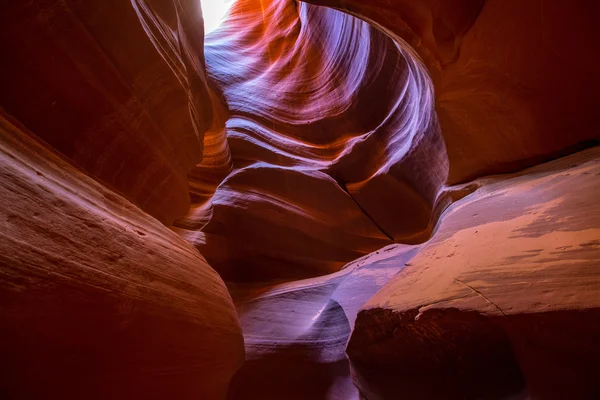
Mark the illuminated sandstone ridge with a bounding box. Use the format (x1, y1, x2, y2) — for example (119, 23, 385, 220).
(227, 243, 420, 399)
(305, 0, 600, 182)
(0, 113, 244, 399)
(176, 0, 449, 281)
(175, 0, 600, 281)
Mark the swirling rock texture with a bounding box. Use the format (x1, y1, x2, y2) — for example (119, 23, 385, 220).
(0, 112, 243, 399)
(224, 149, 600, 400)
(185, 1, 597, 398)
(175, 0, 600, 280)
(305, 0, 600, 182)
(1, 0, 600, 399)
(174, 0, 449, 282)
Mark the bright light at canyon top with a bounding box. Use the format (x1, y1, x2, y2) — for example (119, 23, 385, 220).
(200, 0, 236, 35)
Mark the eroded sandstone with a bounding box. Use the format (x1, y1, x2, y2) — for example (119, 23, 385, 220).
(348, 148, 600, 399)
(305, 0, 600, 182)
(175, 0, 449, 281)
(0, 112, 244, 399)
(1, 0, 599, 398)
(227, 244, 420, 399)
(0, 0, 218, 224)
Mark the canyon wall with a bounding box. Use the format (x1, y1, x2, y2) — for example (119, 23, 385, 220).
(0, 112, 244, 399)
(348, 148, 600, 399)
(175, 0, 600, 281)
(3, 0, 598, 282)
(224, 146, 600, 400)
(305, 0, 600, 182)
(175, 0, 449, 281)
(0, 0, 216, 224)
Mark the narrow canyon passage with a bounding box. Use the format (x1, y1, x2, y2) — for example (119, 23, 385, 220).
(1, 0, 600, 399)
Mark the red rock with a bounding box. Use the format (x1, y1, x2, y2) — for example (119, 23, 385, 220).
(1, 0, 599, 398)
(0, 112, 244, 399)
(347, 147, 600, 399)
(175, 0, 449, 280)
(305, 0, 600, 182)
(0, 0, 218, 224)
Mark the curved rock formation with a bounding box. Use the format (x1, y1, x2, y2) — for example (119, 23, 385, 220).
(0, 0, 216, 224)
(348, 147, 600, 399)
(222, 146, 600, 400)
(175, 0, 600, 281)
(175, 0, 449, 281)
(227, 243, 420, 399)
(0, 112, 244, 399)
(5, 0, 597, 282)
(305, 0, 600, 183)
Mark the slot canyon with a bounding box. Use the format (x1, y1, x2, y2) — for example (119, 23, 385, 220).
(1, 0, 600, 398)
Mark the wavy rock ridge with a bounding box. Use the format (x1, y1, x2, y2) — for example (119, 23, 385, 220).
(175, 0, 449, 281)
(175, 0, 600, 282)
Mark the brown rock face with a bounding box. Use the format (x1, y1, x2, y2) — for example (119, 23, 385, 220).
(0, 112, 244, 399)
(0, 0, 217, 224)
(347, 148, 600, 399)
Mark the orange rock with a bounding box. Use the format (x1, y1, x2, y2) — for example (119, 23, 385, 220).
(176, 0, 449, 280)
(348, 147, 600, 399)
(0, 112, 244, 399)
(1, 0, 599, 397)
(305, 0, 600, 182)
(0, 0, 217, 224)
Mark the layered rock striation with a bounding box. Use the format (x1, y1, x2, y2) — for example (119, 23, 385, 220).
(305, 0, 600, 182)
(0, 112, 244, 399)
(175, 0, 449, 281)
(0, 0, 217, 224)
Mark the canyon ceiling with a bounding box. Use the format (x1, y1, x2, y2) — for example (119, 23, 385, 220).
(1, 0, 599, 399)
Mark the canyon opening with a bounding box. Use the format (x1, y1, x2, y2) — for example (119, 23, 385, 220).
(201, 0, 237, 34)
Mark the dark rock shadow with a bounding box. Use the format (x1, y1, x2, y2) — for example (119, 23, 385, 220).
(228, 299, 356, 400)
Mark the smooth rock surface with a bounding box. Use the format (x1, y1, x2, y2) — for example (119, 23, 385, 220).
(0, 112, 244, 399)
(227, 244, 420, 400)
(5, 0, 598, 284)
(0, 0, 218, 224)
(176, 0, 600, 282)
(348, 147, 600, 399)
(305, 0, 600, 182)
(175, 0, 449, 281)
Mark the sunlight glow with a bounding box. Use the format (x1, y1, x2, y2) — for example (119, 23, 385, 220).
(200, 0, 237, 35)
